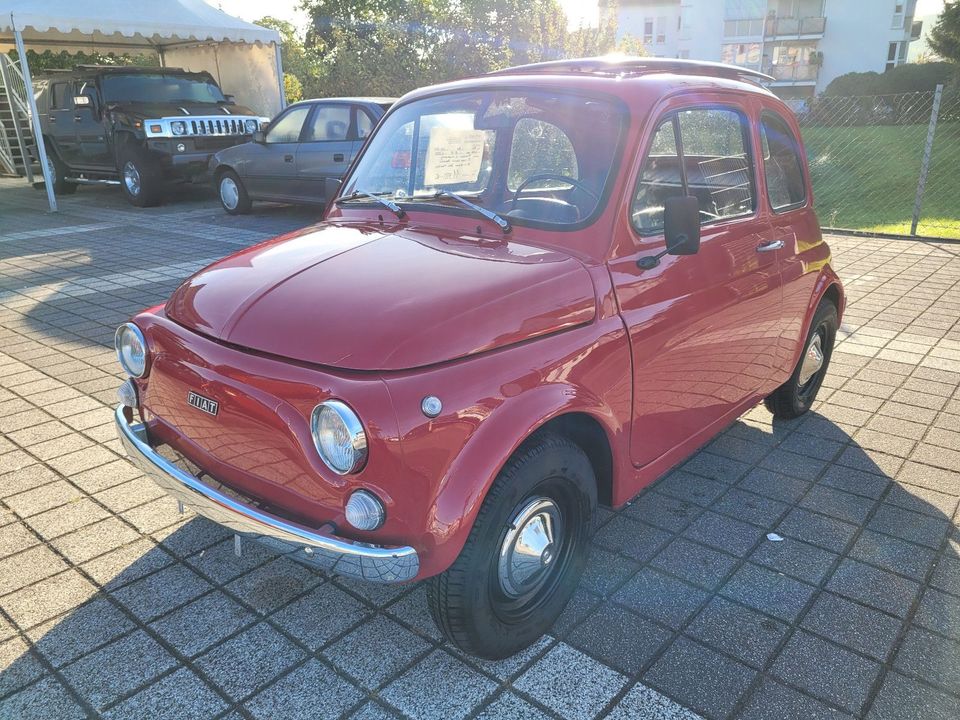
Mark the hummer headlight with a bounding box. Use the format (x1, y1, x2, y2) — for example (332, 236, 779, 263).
(245, 119, 258, 134)
(171, 121, 187, 136)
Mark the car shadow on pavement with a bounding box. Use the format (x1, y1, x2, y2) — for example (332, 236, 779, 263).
(1, 413, 957, 719)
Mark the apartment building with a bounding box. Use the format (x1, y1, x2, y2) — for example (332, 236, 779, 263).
(606, 1, 923, 101)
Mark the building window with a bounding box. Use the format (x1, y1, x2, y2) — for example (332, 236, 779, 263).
(656, 16, 667, 44)
(678, 50, 691, 59)
(644, 18, 654, 44)
(892, 2, 905, 29)
(886, 41, 907, 70)
(721, 42, 763, 68)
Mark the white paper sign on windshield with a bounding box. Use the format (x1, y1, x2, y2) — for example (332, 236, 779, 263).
(423, 126, 486, 186)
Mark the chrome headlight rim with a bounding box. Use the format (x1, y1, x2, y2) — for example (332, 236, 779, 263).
(114, 323, 149, 379)
(310, 399, 368, 475)
(244, 118, 259, 134)
(171, 120, 187, 136)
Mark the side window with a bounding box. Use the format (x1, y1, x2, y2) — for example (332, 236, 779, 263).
(304, 104, 351, 142)
(356, 109, 375, 140)
(760, 112, 807, 211)
(265, 105, 310, 144)
(507, 118, 579, 191)
(51, 83, 73, 110)
(677, 108, 754, 223)
(631, 117, 685, 233)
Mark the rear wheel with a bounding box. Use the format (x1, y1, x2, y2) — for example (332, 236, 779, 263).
(119, 146, 162, 207)
(765, 298, 838, 419)
(218, 169, 252, 215)
(428, 432, 596, 659)
(44, 150, 77, 195)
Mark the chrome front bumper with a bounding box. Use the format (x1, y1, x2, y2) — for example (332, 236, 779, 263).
(114, 405, 419, 582)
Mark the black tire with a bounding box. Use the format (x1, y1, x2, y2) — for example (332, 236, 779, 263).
(118, 145, 162, 207)
(765, 298, 838, 419)
(428, 432, 596, 659)
(44, 149, 77, 195)
(217, 169, 252, 215)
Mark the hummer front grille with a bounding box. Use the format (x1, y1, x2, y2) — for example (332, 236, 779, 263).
(144, 115, 267, 139)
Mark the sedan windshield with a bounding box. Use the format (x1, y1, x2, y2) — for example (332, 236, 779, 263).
(101, 73, 226, 104)
(342, 89, 626, 227)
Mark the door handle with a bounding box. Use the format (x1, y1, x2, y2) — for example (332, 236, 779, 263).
(284, 154, 294, 163)
(74, 115, 83, 122)
(757, 240, 785, 253)
(48, 115, 56, 122)
(333, 153, 345, 162)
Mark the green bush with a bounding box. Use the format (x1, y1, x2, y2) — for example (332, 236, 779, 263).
(824, 62, 959, 97)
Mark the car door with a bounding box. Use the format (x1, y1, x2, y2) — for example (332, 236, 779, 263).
(72, 80, 111, 168)
(46, 82, 79, 164)
(244, 104, 311, 199)
(296, 102, 354, 203)
(608, 99, 784, 467)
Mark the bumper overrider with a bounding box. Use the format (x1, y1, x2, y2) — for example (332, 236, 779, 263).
(114, 405, 419, 582)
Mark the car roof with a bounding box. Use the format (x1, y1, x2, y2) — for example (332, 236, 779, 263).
(397, 56, 778, 110)
(297, 97, 397, 105)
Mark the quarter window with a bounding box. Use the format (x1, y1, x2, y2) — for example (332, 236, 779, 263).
(304, 104, 351, 142)
(357, 109, 375, 139)
(265, 105, 310, 144)
(631, 107, 755, 234)
(760, 112, 807, 211)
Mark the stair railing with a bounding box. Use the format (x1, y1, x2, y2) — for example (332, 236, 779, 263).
(0, 52, 34, 182)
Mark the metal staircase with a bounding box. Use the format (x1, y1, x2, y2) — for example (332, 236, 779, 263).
(0, 53, 36, 181)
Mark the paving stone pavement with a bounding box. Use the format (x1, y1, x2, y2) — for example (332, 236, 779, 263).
(0, 177, 958, 720)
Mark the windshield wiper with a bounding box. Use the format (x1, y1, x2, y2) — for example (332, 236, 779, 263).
(336, 190, 406, 219)
(424, 190, 511, 234)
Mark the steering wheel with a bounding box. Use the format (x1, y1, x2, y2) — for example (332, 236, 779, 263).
(509, 174, 600, 211)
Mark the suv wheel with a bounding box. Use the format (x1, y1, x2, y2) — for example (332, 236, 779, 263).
(765, 298, 838, 419)
(218, 170, 252, 215)
(428, 432, 596, 659)
(119, 146, 162, 207)
(44, 151, 77, 195)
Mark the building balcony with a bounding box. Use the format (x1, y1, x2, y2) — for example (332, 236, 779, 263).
(765, 63, 821, 84)
(765, 16, 827, 39)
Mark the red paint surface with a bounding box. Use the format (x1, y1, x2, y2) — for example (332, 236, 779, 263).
(131, 71, 844, 580)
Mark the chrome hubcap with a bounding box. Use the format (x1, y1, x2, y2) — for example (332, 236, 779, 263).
(46, 156, 57, 181)
(498, 497, 562, 598)
(123, 161, 141, 195)
(220, 176, 239, 209)
(798, 333, 824, 387)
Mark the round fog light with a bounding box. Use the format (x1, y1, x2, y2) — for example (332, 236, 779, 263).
(345, 490, 385, 531)
(176, 143, 186, 152)
(117, 379, 138, 408)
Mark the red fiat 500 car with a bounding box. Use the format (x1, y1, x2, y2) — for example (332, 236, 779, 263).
(115, 57, 844, 659)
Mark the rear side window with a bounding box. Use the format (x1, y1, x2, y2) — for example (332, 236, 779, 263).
(760, 112, 807, 211)
(304, 104, 351, 142)
(631, 107, 755, 234)
(51, 83, 73, 110)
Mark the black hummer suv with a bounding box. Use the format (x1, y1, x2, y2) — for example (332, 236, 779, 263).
(35, 66, 266, 206)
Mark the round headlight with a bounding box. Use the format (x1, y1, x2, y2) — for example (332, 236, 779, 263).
(171, 121, 187, 136)
(245, 119, 258, 134)
(115, 323, 148, 378)
(311, 400, 367, 475)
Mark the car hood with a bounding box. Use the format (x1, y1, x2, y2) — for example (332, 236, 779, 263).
(114, 102, 260, 119)
(165, 221, 597, 371)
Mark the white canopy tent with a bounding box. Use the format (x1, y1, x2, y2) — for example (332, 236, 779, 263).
(0, 0, 285, 211)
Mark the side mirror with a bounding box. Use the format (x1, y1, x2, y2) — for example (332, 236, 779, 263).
(253, 130, 266, 144)
(663, 195, 701, 255)
(74, 95, 97, 114)
(224, 94, 236, 104)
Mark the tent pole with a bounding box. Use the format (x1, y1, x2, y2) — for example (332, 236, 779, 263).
(11, 13, 57, 212)
(274, 41, 286, 111)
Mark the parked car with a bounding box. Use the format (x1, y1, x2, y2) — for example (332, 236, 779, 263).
(209, 97, 395, 214)
(113, 57, 844, 659)
(34, 65, 266, 207)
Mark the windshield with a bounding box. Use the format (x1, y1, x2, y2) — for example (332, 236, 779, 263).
(101, 73, 226, 104)
(342, 89, 626, 227)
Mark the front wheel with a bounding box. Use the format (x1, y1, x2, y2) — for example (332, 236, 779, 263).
(428, 432, 596, 659)
(119, 146, 162, 207)
(44, 150, 77, 195)
(765, 298, 838, 419)
(217, 169, 252, 215)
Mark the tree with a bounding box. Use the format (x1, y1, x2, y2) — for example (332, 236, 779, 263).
(929, 0, 960, 64)
(824, 62, 957, 96)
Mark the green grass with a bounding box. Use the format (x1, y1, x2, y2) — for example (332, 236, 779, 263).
(801, 123, 960, 239)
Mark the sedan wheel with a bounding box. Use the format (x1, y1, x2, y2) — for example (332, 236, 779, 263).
(220, 175, 240, 210)
(217, 170, 251, 215)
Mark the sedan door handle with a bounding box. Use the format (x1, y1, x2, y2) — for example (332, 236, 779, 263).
(74, 115, 83, 122)
(333, 153, 345, 162)
(284, 154, 294, 163)
(757, 240, 785, 253)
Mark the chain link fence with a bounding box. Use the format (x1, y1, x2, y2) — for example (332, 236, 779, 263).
(796, 85, 960, 240)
